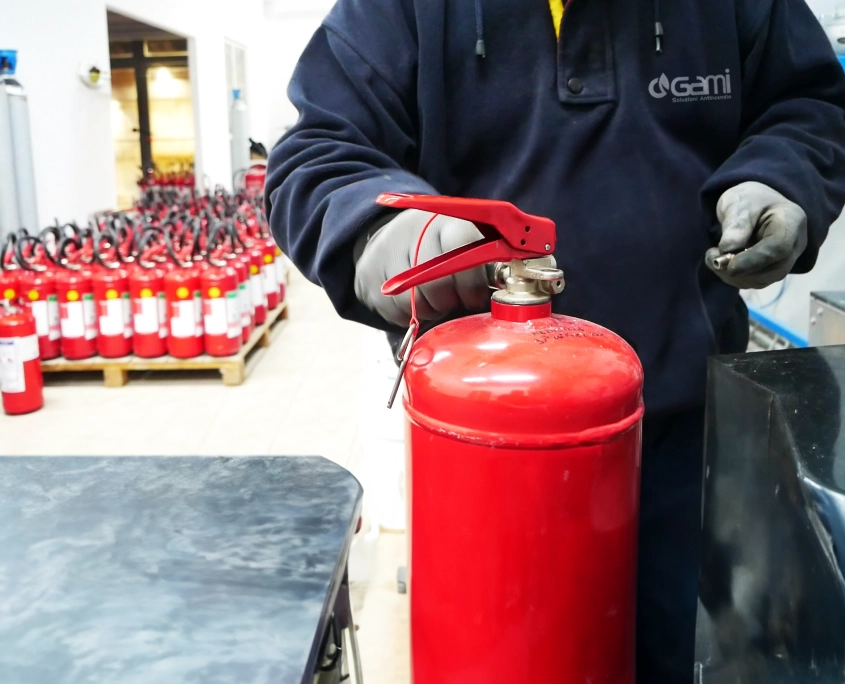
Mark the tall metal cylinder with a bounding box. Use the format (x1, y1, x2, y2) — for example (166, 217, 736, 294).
(0, 51, 39, 240)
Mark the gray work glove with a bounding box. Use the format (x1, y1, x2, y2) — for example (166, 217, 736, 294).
(354, 209, 489, 327)
(705, 182, 808, 289)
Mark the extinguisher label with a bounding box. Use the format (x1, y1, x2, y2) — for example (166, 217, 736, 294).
(31, 298, 61, 341)
(47, 295, 60, 340)
(250, 274, 265, 308)
(239, 283, 250, 325)
(226, 291, 240, 339)
(194, 292, 203, 337)
(0, 335, 38, 394)
(99, 299, 126, 337)
(123, 294, 133, 338)
(83, 294, 97, 340)
(262, 264, 278, 297)
(170, 300, 199, 339)
(133, 297, 159, 335)
(275, 254, 287, 287)
(203, 298, 228, 336)
(157, 294, 167, 339)
(60, 301, 85, 339)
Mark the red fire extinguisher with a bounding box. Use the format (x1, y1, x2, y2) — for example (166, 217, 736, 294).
(273, 245, 287, 303)
(201, 227, 242, 357)
(233, 252, 253, 343)
(248, 245, 267, 325)
(92, 232, 133, 359)
(55, 237, 98, 360)
(244, 163, 267, 197)
(260, 240, 280, 311)
(0, 260, 20, 306)
(130, 230, 168, 359)
(164, 248, 204, 359)
(379, 194, 645, 684)
(19, 267, 61, 361)
(0, 301, 44, 415)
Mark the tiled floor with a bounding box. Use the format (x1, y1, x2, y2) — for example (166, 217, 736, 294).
(0, 269, 411, 683)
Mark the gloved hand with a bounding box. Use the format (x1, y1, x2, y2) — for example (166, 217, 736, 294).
(354, 209, 489, 327)
(705, 182, 808, 289)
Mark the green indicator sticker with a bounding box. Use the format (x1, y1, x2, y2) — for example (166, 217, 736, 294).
(47, 295, 57, 302)
(83, 293, 94, 301)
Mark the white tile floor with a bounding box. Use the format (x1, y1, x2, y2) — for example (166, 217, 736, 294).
(0, 269, 411, 683)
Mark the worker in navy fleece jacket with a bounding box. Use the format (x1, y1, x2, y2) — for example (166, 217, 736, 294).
(266, 0, 845, 680)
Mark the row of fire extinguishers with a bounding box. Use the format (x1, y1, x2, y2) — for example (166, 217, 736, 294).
(0, 188, 287, 416)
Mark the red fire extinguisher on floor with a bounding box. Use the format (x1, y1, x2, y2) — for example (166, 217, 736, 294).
(201, 226, 242, 357)
(55, 237, 97, 360)
(130, 230, 168, 359)
(92, 232, 133, 359)
(273, 245, 287, 303)
(19, 266, 61, 361)
(248, 245, 267, 325)
(0, 301, 44, 415)
(164, 244, 203, 359)
(379, 194, 645, 684)
(260, 240, 280, 311)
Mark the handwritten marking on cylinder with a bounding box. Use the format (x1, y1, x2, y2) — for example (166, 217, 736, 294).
(67, 290, 79, 302)
(177, 286, 190, 300)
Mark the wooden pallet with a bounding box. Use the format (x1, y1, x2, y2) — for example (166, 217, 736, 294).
(41, 302, 289, 387)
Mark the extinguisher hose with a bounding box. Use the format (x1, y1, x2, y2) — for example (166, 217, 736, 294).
(14, 236, 48, 272)
(136, 227, 167, 270)
(1, 233, 17, 272)
(94, 228, 122, 270)
(205, 222, 230, 267)
(56, 236, 84, 271)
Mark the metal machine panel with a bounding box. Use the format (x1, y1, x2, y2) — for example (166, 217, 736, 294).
(695, 346, 845, 683)
(810, 292, 845, 347)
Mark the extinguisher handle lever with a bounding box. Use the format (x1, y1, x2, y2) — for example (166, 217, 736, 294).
(377, 194, 556, 297)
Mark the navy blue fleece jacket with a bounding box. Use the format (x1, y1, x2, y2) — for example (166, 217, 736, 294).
(266, 0, 845, 416)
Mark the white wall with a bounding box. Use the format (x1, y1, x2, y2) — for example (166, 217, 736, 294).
(0, 0, 115, 226)
(0, 0, 271, 225)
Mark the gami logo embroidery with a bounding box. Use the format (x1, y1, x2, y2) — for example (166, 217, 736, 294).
(649, 70, 732, 102)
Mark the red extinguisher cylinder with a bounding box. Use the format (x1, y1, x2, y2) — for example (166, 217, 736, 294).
(201, 266, 241, 357)
(248, 249, 267, 325)
(233, 256, 252, 344)
(0, 271, 20, 305)
(130, 268, 167, 359)
(0, 307, 44, 415)
(165, 269, 203, 359)
(55, 270, 97, 360)
(20, 271, 61, 361)
(261, 241, 280, 310)
(93, 269, 133, 358)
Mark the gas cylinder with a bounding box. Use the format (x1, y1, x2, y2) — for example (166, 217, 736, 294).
(19, 268, 60, 360)
(201, 259, 241, 357)
(130, 264, 167, 358)
(232, 254, 253, 343)
(164, 264, 203, 358)
(260, 240, 280, 310)
(0, 303, 43, 415)
(55, 267, 97, 360)
(248, 246, 267, 325)
(378, 194, 645, 684)
(92, 267, 132, 358)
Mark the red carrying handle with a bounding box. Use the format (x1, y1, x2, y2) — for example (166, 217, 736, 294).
(377, 194, 556, 296)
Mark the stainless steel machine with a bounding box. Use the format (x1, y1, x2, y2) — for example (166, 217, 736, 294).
(0, 49, 39, 240)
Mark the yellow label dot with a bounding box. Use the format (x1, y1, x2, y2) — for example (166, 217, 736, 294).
(67, 290, 79, 302)
(140, 288, 153, 299)
(28, 290, 39, 301)
(250, 265, 259, 275)
(176, 286, 190, 300)
(208, 286, 221, 299)
(275, 247, 282, 257)
(3, 288, 15, 300)
(106, 289, 119, 300)
(263, 254, 273, 264)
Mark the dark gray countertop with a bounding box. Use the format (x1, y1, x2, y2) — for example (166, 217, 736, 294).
(0, 456, 363, 684)
(811, 290, 845, 312)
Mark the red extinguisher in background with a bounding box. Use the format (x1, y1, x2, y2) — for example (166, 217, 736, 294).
(15, 236, 61, 361)
(260, 239, 280, 311)
(164, 234, 203, 359)
(1, 234, 21, 306)
(379, 195, 644, 684)
(130, 229, 168, 358)
(0, 300, 44, 415)
(247, 243, 267, 325)
(201, 224, 242, 357)
(55, 236, 98, 360)
(273, 244, 287, 303)
(92, 230, 133, 359)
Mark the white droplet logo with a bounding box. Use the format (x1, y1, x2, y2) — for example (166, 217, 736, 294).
(649, 73, 671, 98)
